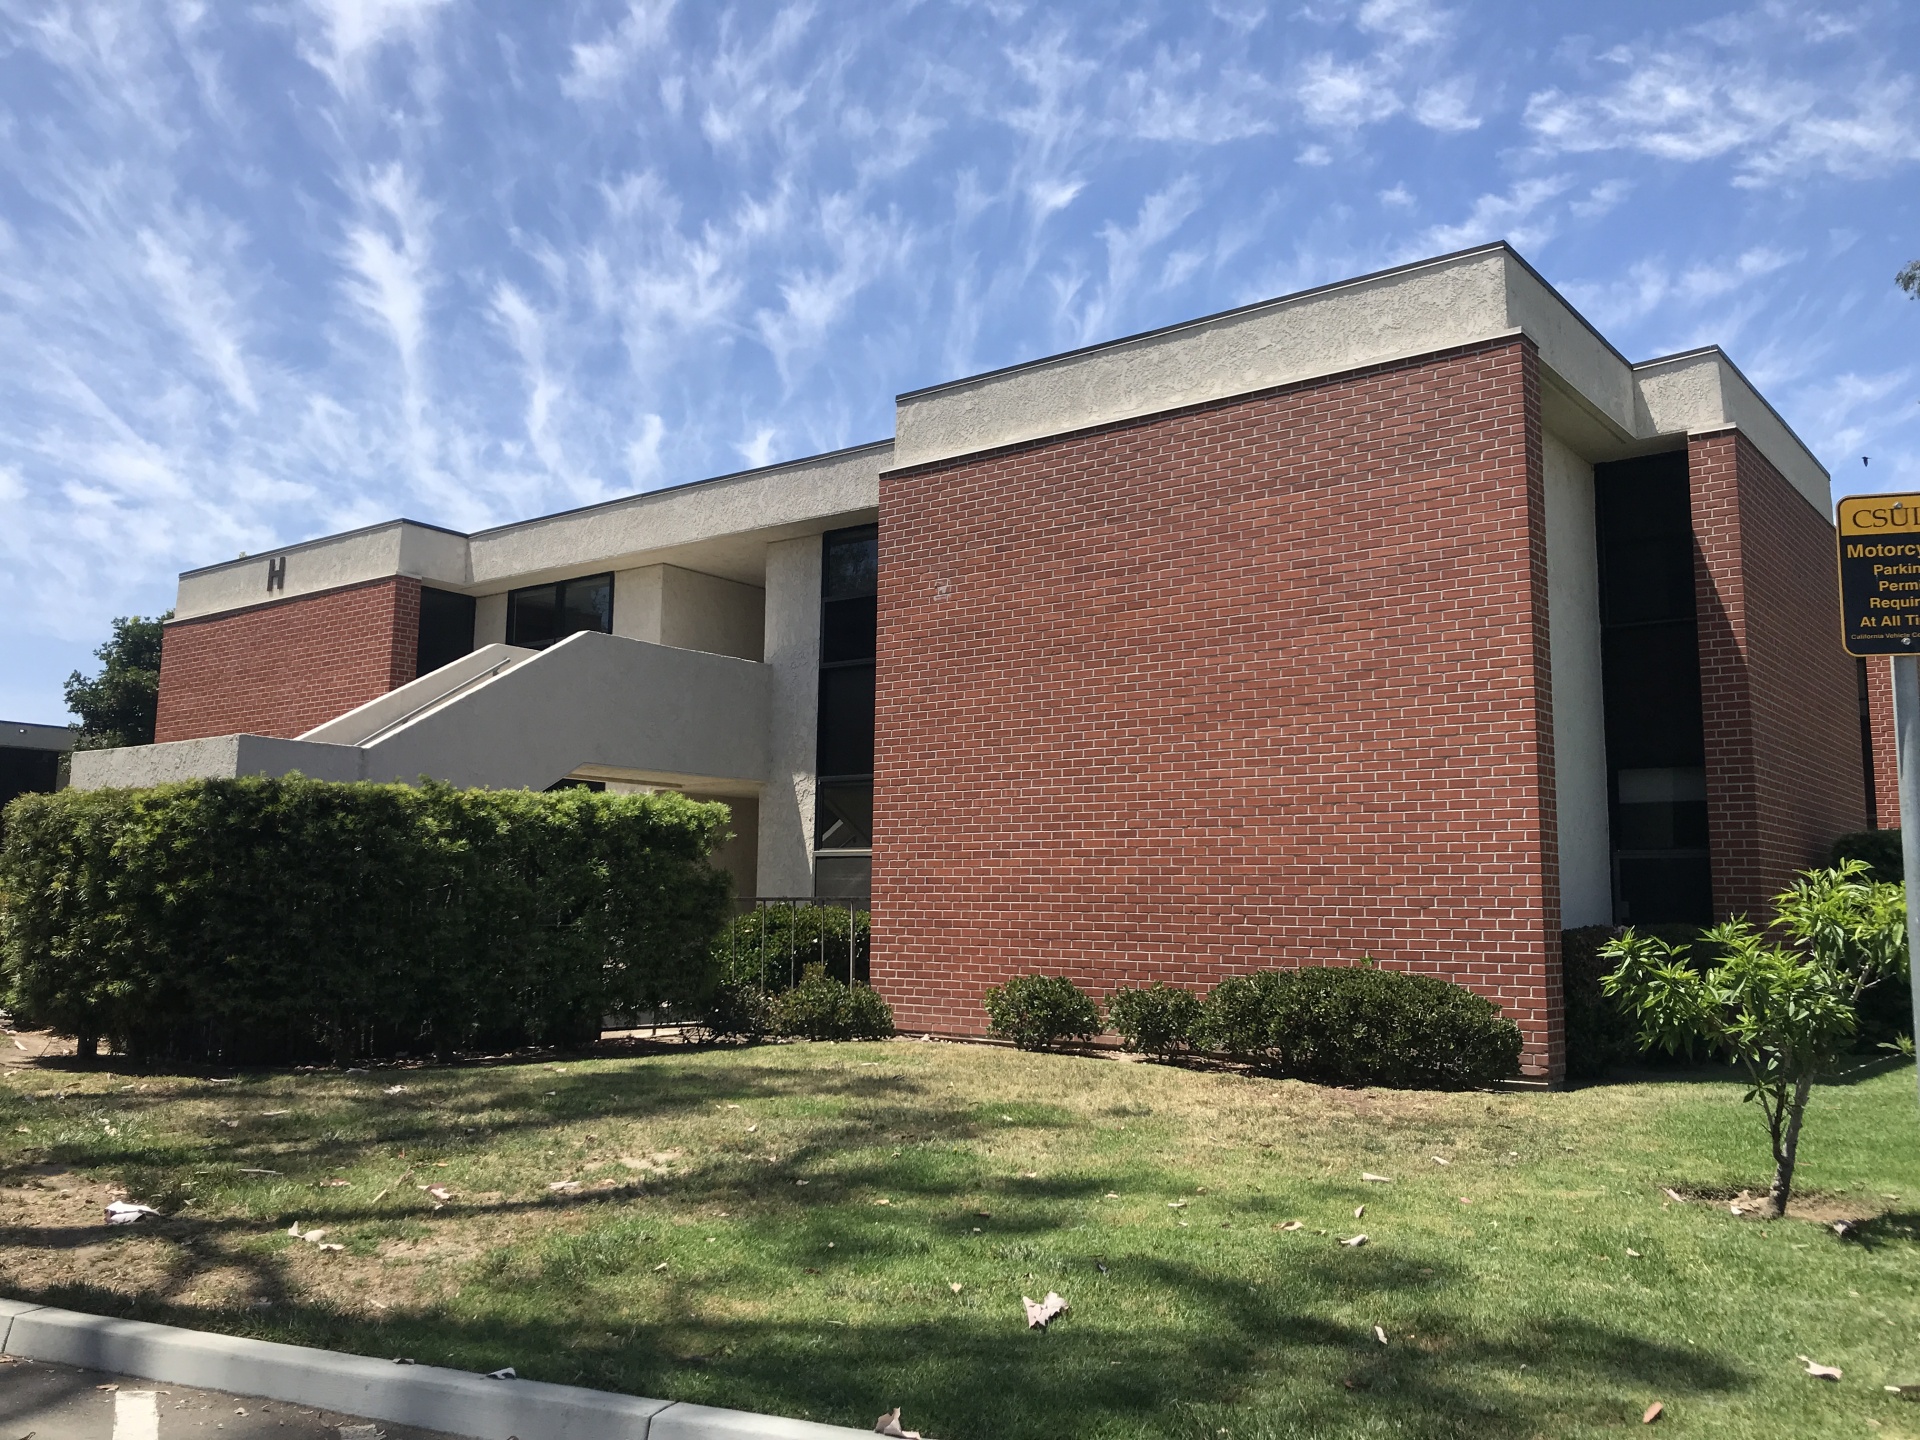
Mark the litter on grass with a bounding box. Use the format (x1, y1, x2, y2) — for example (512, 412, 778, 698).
(1362, 1173, 1392, 1184)
(1374, 1326, 1388, 1345)
(104, 1201, 158, 1224)
(487, 1368, 517, 1380)
(873, 1408, 922, 1439)
(1798, 1356, 1842, 1380)
(1279, 1221, 1303, 1231)
(1340, 1234, 1368, 1247)
(1642, 1401, 1664, 1424)
(1354, 1205, 1365, 1219)
(1022, 1292, 1069, 1329)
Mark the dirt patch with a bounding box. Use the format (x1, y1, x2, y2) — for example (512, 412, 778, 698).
(1661, 1183, 1892, 1226)
(0, 1029, 77, 1067)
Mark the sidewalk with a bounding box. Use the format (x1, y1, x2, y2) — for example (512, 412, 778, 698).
(0, 1301, 871, 1440)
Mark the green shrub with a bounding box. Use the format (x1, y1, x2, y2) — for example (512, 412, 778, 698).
(1107, 982, 1203, 1058)
(701, 978, 774, 1041)
(1563, 926, 1642, 1079)
(1196, 970, 1295, 1065)
(1831, 829, 1902, 885)
(1199, 965, 1522, 1088)
(712, 904, 869, 992)
(982, 974, 1102, 1049)
(0, 777, 733, 1063)
(770, 964, 894, 1041)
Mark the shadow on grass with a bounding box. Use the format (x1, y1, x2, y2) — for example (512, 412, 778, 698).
(5, 1250, 1744, 1440)
(0, 1044, 1771, 1438)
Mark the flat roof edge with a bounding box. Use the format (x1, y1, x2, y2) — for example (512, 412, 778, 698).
(177, 517, 467, 581)
(1634, 346, 1832, 484)
(466, 438, 894, 541)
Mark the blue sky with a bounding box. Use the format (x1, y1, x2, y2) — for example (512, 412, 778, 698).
(2, 0, 1918, 722)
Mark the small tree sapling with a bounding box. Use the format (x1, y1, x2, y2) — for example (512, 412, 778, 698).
(1602, 861, 1908, 1216)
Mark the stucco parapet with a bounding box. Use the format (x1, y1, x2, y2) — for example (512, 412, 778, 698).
(1631, 350, 1830, 515)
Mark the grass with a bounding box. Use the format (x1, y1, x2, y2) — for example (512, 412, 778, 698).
(1, 1038, 1917, 1440)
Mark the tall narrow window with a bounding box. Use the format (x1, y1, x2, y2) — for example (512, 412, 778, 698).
(815, 525, 876, 899)
(416, 587, 476, 677)
(506, 573, 613, 650)
(1595, 452, 1711, 925)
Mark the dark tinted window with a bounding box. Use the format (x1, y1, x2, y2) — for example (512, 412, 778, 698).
(416, 587, 476, 677)
(822, 594, 877, 664)
(823, 527, 878, 600)
(817, 665, 876, 778)
(815, 782, 873, 850)
(507, 573, 614, 649)
(1595, 452, 1710, 925)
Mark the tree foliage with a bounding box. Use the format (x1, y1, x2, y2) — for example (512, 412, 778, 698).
(1602, 861, 1908, 1216)
(1900, 259, 1920, 299)
(63, 613, 170, 749)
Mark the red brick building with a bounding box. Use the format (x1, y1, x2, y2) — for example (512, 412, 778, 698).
(85, 244, 1866, 1082)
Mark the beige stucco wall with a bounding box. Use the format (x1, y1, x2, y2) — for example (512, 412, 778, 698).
(758, 535, 821, 897)
(1543, 430, 1613, 928)
(614, 565, 765, 661)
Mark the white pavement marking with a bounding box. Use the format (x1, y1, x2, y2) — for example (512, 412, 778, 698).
(114, 1389, 160, 1440)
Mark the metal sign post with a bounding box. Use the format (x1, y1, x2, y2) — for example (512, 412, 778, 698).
(1835, 491, 1920, 1109)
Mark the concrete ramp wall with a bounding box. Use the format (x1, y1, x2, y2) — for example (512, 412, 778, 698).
(70, 632, 769, 794)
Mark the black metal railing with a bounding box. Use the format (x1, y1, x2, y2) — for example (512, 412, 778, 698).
(716, 895, 872, 992)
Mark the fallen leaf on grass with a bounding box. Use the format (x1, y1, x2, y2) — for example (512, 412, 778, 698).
(1279, 1221, 1303, 1232)
(874, 1198, 892, 1206)
(1105, 1192, 1119, 1199)
(795, 1180, 810, 1187)
(383, 1086, 408, 1095)
(1340, 1234, 1368, 1247)
(1431, 1156, 1450, 1166)
(1021, 1171, 1038, 1179)
(1374, 1325, 1387, 1345)
(1168, 1200, 1187, 1209)
(1023, 1292, 1069, 1329)
(873, 1408, 921, 1439)
(239, 1168, 280, 1176)
(320, 1180, 350, 1188)
(1797, 1356, 1841, 1381)
(104, 1201, 158, 1224)
(1662, 1188, 1686, 1203)
(1642, 1401, 1663, 1424)
(1362, 1173, 1392, 1184)
(652, 1263, 668, 1272)
(546, 1181, 581, 1193)
(1626, 1248, 1642, 1258)
(949, 1283, 962, 1294)
(1353, 1206, 1365, 1219)
(746, 1124, 758, 1133)
(487, 1368, 516, 1380)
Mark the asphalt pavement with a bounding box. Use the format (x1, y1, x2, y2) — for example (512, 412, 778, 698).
(0, 1358, 468, 1440)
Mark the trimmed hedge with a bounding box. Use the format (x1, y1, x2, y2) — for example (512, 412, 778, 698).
(770, 964, 895, 1041)
(983, 974, 1102, 1050)
(1107, 966, 1523, 1088)
(1107, 982, 1203, 1059)
(0, 777, 734, 1063)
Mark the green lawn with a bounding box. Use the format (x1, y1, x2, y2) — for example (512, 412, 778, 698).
(1, 1038, 1916, 1440)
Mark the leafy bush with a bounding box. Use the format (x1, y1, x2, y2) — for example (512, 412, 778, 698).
(701, 978, 774, 1041)
(1196, 970, 1295, 1065)
(1562, 924, 1703, 1079)
(711, 904, 870, 992)
(1197, 965, 1522, 1088)
(0, 777, 733, 1063)
(770, 964, 894, 1040)
(1603, 861, 1909, 1215)
(1831, 829, 1902, 885)
(983, 974, 1102, 1049)
(1107, 982, 1203, 1058)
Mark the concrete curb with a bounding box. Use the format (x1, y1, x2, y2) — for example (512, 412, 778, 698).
(0, 1300, 868, 1440)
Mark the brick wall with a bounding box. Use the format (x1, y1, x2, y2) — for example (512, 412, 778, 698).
(1867, 658, 1898, 829)
(873, 338, 1567, 1078)
(1689, 431, 1867, 917)
(155, 577, 421, 742)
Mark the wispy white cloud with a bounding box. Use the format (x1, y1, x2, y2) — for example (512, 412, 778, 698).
(1525, 42, 1920, 185)
(298, 0, 449, 90)
(1415, 176, 1571, 254)
(563, 0, 677, 101)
